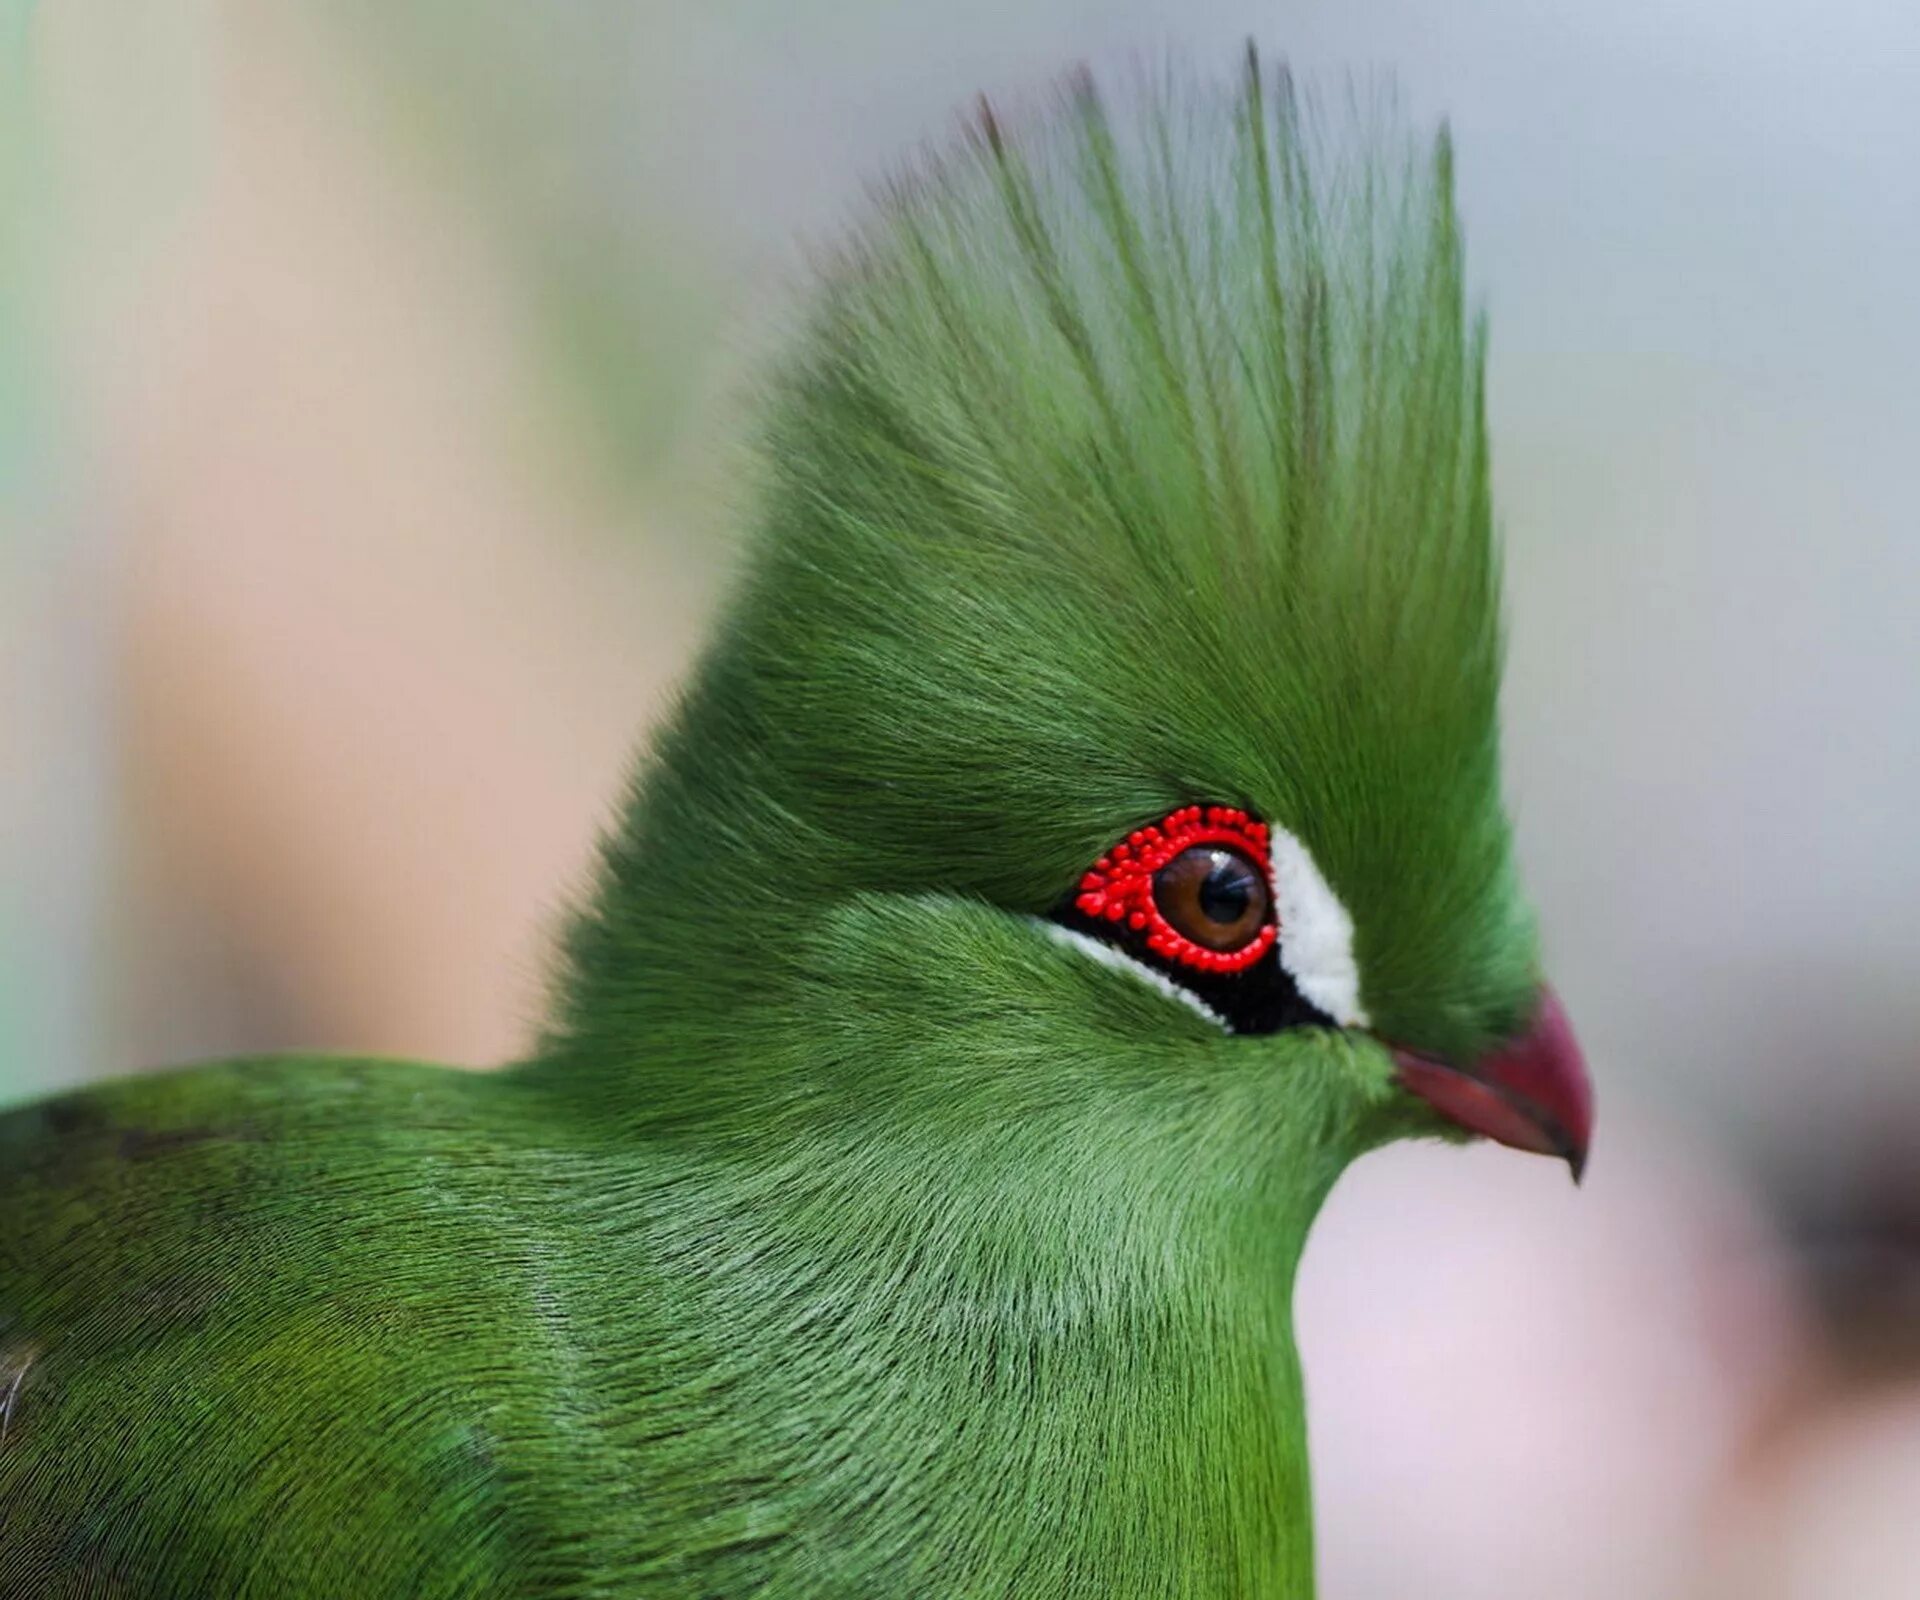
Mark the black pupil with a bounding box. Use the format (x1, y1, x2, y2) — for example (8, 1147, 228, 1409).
(1196, 851, 1258, 925)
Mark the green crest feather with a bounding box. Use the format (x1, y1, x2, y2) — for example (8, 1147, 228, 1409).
(556, 50, 1533, 1068)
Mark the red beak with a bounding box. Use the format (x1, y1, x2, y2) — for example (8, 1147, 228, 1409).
(1391, 987, 1594, 1182)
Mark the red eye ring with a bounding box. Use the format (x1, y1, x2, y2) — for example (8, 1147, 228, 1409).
(1073, 805, 1278, 975)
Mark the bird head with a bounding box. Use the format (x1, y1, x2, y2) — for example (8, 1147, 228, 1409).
(548, 57, 1590, 1231)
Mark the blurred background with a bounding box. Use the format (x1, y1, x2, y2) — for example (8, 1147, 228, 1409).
(3, 2, 1916, 1595)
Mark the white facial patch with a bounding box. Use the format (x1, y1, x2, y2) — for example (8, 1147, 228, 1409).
(1039, 922, 1233, 1033)
(1267, 827, 1369, 1028)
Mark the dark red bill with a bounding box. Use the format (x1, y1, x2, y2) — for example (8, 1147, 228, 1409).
(1391, 987, 1594, 1181)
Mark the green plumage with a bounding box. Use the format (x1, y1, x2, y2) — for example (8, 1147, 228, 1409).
(1, 55, 1538, 1597)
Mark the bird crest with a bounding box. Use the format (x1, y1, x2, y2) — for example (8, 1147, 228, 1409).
(558, 50, 1533, 1068)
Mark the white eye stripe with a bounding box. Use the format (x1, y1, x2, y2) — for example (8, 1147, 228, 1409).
(1039, 923, 1234, 1033)
(1267, 827, 1369, 1029)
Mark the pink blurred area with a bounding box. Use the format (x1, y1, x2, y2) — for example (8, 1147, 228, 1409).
(6, 4, 1917, 1597)
(18, 2, 718, 1073)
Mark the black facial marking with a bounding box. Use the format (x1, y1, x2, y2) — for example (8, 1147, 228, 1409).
(1048, 895, 1336, 1036)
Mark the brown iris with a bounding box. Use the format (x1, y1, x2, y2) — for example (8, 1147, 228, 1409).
(1150, 846, 1270, 952)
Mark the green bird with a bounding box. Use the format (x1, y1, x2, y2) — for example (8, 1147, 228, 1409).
(0, 53, 1591, 1600)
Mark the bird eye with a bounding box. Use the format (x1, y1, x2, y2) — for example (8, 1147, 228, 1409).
(1152, 846, 1270, 951)
(1067, 804, 1278, 976)
(1055, 803, 1335, 1035)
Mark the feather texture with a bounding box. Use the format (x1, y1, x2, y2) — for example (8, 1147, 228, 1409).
(555, 50, 1531, 1076)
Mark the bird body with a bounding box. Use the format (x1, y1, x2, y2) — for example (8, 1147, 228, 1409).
(3, 1034, 1338, 1596)
(0, 53, 1590, 1598)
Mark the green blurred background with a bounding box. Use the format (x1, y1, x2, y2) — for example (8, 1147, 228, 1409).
(4, 3, 1917, 1595)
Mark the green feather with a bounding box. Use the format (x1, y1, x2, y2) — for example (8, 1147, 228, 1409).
(1, 53, 1537, 1597)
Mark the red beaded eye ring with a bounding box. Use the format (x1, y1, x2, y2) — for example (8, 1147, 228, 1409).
(1073, 805, 1278, 976)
